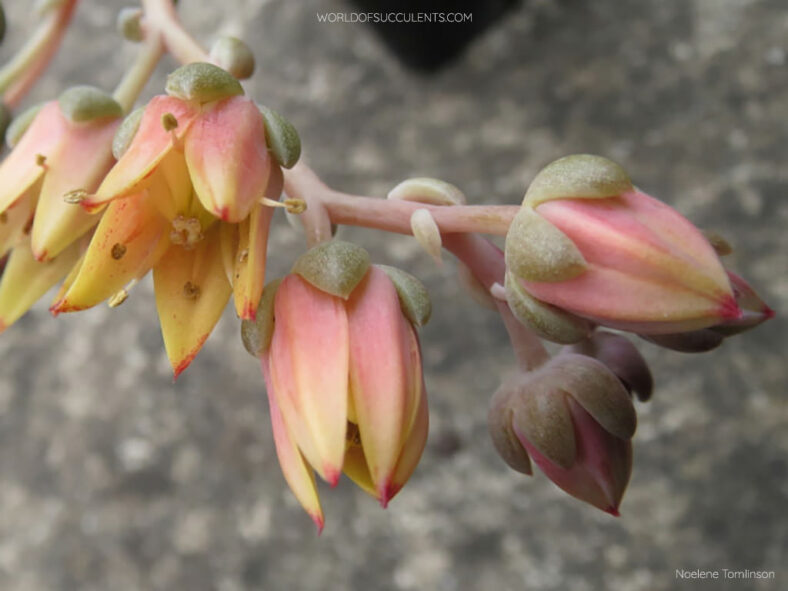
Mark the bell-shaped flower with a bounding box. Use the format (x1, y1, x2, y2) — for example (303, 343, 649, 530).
(504, 155, 752, 342)
(0, 86, 123, 330)
(44, 64, 303, 375)
(241, 241, 431, 529)
(82, 62, 298, 225)
(488, 353, 636, 514)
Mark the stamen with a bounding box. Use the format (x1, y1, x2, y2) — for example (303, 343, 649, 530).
(260, 196, 307, 215)
(108, 279, 138, 308)
(237, 248, 249, 263)
(161, 113, 183, 151)
(35, 154, 47, 167)
(63, 189, 88, 204)
(170, 215, 204, 248)
(345, 422, 362, 449)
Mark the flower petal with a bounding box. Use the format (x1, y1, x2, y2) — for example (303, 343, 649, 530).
(0, 183, 38, 258)
(31, 117, 119, 261)
(153, 225, 231, 378)
(269, 274, 349, 484)
(385, 384, 429, 505)
(262, 357, 324, 532)
(185, 96, 271, 222)
(51, 192, 170, 313)
(0, 238, 82, 331)
(85, 96, 199, 210)
(0, 102, 66, 214)
(233, 203, 273, 319)
(347, 267, 421, 496)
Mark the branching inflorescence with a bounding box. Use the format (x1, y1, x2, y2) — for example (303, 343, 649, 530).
(0, 1, 774, 532)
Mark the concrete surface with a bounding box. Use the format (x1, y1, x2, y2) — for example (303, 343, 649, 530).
(0, 0, 785, 589)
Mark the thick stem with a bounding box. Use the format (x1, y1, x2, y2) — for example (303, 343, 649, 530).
(285, 162, 518, 237)
(141, 0, 210, 64)
(112, 33, 165, 113)
(0, 0, 80, 108)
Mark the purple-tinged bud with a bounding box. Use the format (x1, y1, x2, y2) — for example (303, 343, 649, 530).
(488, 353, 636, 514)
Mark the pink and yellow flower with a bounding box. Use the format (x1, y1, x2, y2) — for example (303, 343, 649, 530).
(243, 241, 430, 530)
(46, 63, 297, 376)
(0, 86, 123, 330)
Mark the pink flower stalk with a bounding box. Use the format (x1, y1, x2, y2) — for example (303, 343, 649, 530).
(243, 241, 430, 530)
(504, 155, 751, 340)
(488, 353, 636, 514)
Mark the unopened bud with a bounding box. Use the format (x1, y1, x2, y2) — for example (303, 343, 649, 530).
(377, 264, 431, 327)
(165, 62, 244, 104)
(291, 240, 370, 299)
(387, 177, 466, 206)
(258, 105, 301, 169)
(210, 36, 255, 80)
(117, 7, 144, 42)
(58, 86, 123, 123)
(410, 208, 442, 264)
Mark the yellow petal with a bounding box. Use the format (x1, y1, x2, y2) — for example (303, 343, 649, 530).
(233, 203, 273, 319)
(52, 192, 170, 313)
(0, 238, 82, 331)
(0, 182, 39, 258)
(153, 225, 231, 378)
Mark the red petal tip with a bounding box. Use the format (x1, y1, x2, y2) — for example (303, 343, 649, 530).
(33, 249, 49, 263)
(171, 334, 210, 381)
(605, 506, 621, 517)
(763, 305, 776, 320)
(240, 303, 257, 321)
(0, 319, 6, 333)
(217, 206, 231, 222)
(312, 514, 325, 535)
(719, 294, 742, 320)
(324, 465, 341, 488)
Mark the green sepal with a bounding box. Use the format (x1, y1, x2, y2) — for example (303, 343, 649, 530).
(6, 103, 42, 148)
(165, 62, 244, 104)
(505, 271, 590, 344)
(511, 381, 576, 470)
(241, 278, 282, 357)
(524, 154, 633, 207)
(291, 240, 370, 299)
(58, 85, 123, 123)
(545, 354, 637, 440)
(258, 105, 301, 169)
(377, 264, 432, 327)
(504, 206, 587, 282)
(488, 382, 532, 475)
(112, 106, 144, 159)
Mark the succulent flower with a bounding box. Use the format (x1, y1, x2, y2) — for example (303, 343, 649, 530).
(242, 241, 431, 530)
(504, 154, 749, 342)
(489, 353, 636, 514)
(0, 86, 122, 330)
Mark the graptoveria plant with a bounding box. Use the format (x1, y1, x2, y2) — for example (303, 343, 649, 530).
(0, 0, 773, 532)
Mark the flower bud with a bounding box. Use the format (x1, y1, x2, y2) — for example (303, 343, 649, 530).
(210, 36, 255, 80)
(116, 7, 144, 42)
(387, 177, 466, 206)
(488, 353, 636, 514)
(410, 208, 442, 264)
(505, 155, 745, 337)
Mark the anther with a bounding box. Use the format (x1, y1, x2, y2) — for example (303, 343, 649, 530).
(111, 243, 127, 260)
(108, 289, 129, 308)
(183, 281, 201, 300)
(63, 189, 88, 204)
(35, 154, 47, 167)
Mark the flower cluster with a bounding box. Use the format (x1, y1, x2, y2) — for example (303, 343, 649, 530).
(0, 48, 774, 529)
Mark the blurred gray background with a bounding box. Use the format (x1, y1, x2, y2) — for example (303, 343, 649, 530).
(0, 0, 786, 589)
